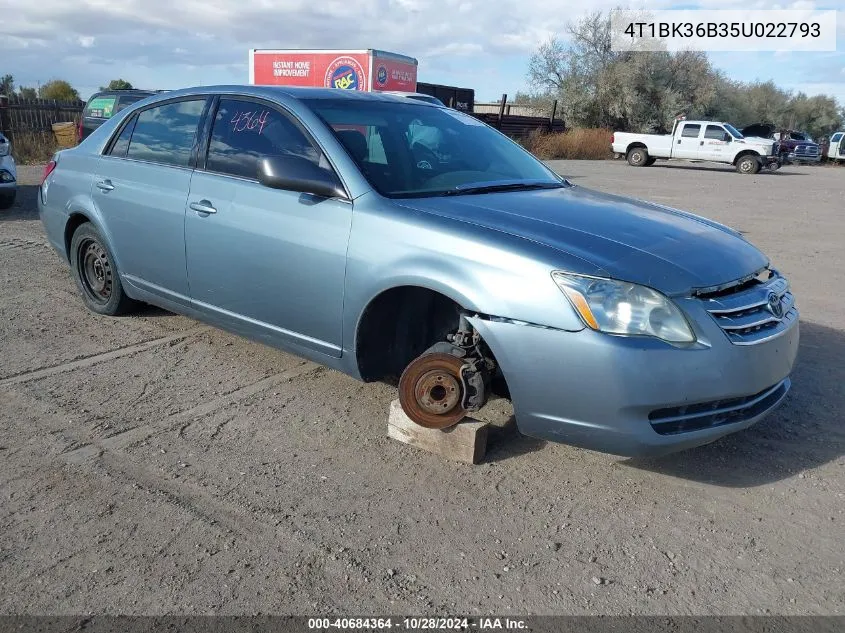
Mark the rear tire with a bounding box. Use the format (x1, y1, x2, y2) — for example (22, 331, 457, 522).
(736, 155, 761, 174)
(0, 191, 15, 210)
(627, 147, 648, 167)
(70, 223, 136, 316)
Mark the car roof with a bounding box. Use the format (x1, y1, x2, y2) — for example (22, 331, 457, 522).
(89, 89, 159, 97)
(136, 85, 437, 105)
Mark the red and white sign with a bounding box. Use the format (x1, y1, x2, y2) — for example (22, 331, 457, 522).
(249, 49, 417, 92)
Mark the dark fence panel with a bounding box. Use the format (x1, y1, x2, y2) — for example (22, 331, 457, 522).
(470, 113, 566, 139)
(0, 95, 85, 140)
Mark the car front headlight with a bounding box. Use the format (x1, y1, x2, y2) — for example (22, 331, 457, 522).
(552, 271, 695, 344)
(0, 170, 14, 183)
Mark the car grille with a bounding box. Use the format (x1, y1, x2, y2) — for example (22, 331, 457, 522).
(792, 143, 819, 157)
(696, 269, 798, 345)
(649, 380, 789, 435)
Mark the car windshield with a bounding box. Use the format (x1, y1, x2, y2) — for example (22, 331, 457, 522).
(304, 99, 565, 198)
(724, 124, 744, 139)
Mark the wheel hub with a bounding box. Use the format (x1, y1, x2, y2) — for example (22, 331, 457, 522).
(80, 240, 112, 301)
(398, 353, 467, 429)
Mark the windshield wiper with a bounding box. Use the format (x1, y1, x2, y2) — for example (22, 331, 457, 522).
(440, 181, 565, 196)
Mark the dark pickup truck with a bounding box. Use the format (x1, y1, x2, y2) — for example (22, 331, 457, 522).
(741, 123, 821, 163)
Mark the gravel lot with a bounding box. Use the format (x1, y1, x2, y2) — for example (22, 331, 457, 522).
(1, 160, 843, 616)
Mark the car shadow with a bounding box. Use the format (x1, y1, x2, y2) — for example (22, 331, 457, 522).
(651, 163, 807, 176)
(0, 184, 39, 222)
(623, 320, 845, 487)
(485, 416, 547, 462)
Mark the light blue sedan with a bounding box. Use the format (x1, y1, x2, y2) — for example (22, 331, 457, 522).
(38, 86, 799, 456)
(0, 132, 16, 209)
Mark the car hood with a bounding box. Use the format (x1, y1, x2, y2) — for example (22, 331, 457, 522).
(397, 185, 768, 296)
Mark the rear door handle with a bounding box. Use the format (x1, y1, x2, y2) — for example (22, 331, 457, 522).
(96, 179, 114, 192)
(189, 200, 217, 215)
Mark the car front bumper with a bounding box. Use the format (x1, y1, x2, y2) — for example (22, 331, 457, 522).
(787, 152, 821, 162)
(470, 302, 799, 457)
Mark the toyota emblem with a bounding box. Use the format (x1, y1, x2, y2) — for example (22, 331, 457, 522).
(767, 292, 784, 319)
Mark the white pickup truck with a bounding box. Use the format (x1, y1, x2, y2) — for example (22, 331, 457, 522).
(611, 120, 781, 174)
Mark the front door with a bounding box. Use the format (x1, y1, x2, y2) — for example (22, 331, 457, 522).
(673, 123, 702, 159)
(92, 97, 208, 304)
(185, 97, 353, 357)
(700, 124, 731, 161)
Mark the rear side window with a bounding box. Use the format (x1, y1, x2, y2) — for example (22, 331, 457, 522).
(704, 125, 726, 140)
(109, 114, 137, 157)
(85, 96, 117, 119)
(680, 124, 701, 138)
(205, 98, 322, 179)
(126, 99, 206, 167)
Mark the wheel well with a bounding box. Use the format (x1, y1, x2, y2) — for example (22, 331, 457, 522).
(356, 286, 463, 383)
(626, 142, 647, 154)
(733, 151, 760, 165)
(64, 213, 91, 258)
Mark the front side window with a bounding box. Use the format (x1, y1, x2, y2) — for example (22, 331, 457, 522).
(306, 99, 562, 198)
(125, 99, 206, 167)
(206, 99, 323, 179)
(704, 125, 727, 140)
(680, 124, 701, 138)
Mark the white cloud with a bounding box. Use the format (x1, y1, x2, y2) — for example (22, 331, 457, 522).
(1, 0, 843, 101)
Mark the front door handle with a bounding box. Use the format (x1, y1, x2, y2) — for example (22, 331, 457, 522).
(189, 200, 217, 215)
(96, 179, 114, 192)
(700, 141, 704, 145)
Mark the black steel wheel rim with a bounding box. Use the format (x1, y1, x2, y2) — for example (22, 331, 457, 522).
(78, 238, 113, 304)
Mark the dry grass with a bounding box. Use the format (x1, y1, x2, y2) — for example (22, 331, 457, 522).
(10, 131, 63, 165)
(523, 128, 614, 160)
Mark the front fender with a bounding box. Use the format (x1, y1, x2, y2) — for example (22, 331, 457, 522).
(341, 196, 587, 361)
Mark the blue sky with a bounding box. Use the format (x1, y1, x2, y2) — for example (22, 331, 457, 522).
(2, 0, 843, 107)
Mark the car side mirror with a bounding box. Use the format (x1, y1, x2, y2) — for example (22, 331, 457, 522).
(723, 133, 732, 142)
(257, 155, 347, 200)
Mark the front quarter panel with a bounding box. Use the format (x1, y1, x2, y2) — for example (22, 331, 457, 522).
(342, 193, 589, 361)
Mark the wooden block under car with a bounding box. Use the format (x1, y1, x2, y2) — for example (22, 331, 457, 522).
(387, 399, 489, 464)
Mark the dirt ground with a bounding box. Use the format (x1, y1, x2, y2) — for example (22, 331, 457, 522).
(1, 160, 843, 616)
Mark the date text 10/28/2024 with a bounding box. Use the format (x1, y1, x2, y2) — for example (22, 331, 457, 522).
(308, 618, 528, 630)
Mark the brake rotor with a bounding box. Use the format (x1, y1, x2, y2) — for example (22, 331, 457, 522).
(398, 353, 467, 429)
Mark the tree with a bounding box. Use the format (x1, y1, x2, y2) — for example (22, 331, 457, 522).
(525, 10, 843, 136)
(38, 79, 80, 102)
(101, 79, 133, 91)
(18, 86, 37, 100)
(0, 74, 14, 98)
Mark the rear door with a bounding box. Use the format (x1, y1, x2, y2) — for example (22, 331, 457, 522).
(93, 97, 209, 305)
(184, 96, 353, 356)
(672, 123, 701, 159)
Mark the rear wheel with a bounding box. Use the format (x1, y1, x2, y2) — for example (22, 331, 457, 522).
(70, 223, 136, 315)
(627, 147, 648, 167)
(736, 155, 761, 174)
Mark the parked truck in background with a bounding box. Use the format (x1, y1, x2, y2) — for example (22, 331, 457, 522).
(824, 131, 845, 163)
(249, 49, 418, 92)
(612, 119, 781, 174)
(741, 123, 822, 164)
